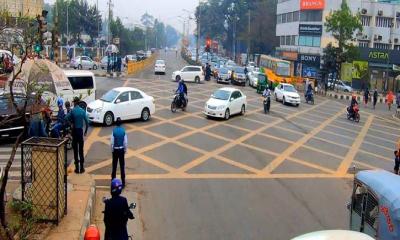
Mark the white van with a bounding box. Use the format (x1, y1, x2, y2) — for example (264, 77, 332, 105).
(63, 70, 96, 107)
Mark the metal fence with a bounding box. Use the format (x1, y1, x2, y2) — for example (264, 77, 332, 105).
(21, 137, 67, 224)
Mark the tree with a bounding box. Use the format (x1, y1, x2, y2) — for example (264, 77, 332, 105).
(324, 0, 362, 89)
(0, 13, 47, 240)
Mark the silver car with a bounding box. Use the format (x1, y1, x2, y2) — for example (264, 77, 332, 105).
(70, 56, 98, 70)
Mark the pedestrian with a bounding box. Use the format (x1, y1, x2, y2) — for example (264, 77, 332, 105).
(394, 150, 400, 175)
(28, 109, 48, 138)
(66, 97, 89, 174)
(111, 117, 127, 188)
(386, 91, 394, 111)
(364, 88, 371, 106)
(396, 90, 400, 109)
(373, 88, 378, 110)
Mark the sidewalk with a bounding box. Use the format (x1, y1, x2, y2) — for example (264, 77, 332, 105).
(45, 173, 95, 240)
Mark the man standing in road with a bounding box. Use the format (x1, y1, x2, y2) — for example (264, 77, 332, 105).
(111, 118, 127, 188)
(67, 97, 89, 174)
(373, 88, 378, 109)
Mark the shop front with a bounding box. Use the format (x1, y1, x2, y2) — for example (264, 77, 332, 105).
(356, 48, 400, 92)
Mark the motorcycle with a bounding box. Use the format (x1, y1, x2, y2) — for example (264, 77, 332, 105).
(49, 123, 73, 150)
(263, 96, 271, 114)
(347, 104, 360, 123)
(305, 91, 314, 105)
(171, 92, 187, 112)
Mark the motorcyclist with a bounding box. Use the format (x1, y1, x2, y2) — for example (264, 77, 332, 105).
(305, 83, 313, 101)
(176, 79, 187, 107)
(349, 95, 358, 118)
(51, 97, 66, 138)
(104, 178, 134, 240)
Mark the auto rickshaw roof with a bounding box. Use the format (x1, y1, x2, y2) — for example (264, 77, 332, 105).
(356, 170, 400, 216)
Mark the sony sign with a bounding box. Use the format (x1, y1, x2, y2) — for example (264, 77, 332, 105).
(298, 54, 321, 67)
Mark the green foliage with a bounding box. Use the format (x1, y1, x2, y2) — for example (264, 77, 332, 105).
(10, 200, 40, 240)
(196, 0, 278, 54)
(53, 0, 102, 45)
(110, 13, 179, 55)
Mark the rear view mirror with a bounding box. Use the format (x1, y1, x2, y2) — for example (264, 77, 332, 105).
(230, 98, 234, 102)
(115, 99, 121, 104)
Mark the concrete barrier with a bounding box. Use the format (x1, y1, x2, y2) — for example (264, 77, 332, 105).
(326, 91, 387, 104)
(127, 54, 157, 75)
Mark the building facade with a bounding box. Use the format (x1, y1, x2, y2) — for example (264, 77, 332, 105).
(276, 0, 400, 91)
(0, 0, 44, 18)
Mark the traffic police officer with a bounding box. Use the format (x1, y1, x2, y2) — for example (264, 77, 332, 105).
(66, 97, 89, 174)
(111, 117, 128, 187)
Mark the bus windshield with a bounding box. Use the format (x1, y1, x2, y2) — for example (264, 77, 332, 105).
(276, 62, 290, 76)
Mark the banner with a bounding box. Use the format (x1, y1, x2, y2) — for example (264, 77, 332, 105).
(341, 62, 353, 82)
(299, 24, 323, 36)
(300, 0, 325, 10)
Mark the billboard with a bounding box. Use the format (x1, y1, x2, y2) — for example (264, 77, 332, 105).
(300, 0, 325, 10)
(352, 61, 369, 80)
(299, 24, 323, 36)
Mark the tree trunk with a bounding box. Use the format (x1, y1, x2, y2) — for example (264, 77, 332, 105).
(0, 132, 24, 240)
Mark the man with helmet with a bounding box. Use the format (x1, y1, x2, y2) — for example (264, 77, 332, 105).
(104, 178, 134, 240)
(176, 79, 188, 107)
(50, 97, 66, 138)
(348, 94, 358, 118)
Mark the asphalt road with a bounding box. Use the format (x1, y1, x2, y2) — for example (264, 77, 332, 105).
(79, 51, 400, 239)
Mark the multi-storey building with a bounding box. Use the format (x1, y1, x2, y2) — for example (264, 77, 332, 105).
(0, 0, 44, 18)
(276, 0, 400, 91)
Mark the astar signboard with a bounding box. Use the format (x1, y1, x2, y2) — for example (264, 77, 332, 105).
(300, 0, 325, 10)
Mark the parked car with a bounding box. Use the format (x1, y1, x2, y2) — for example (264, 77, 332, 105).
(0, 92, 39, 138)
(123, 55, 137, 66)
(154, 60, 166, 75)
(64, 70, 97, 107)
(216, 67, 231, 84)
(231, 67, 247, 86)
(86, 87, 155, 126)
(70, 56, 98, 70)
(204, 87, 247, 120)
(247, 70, 260, 88)
(172, 66, 204, 83)
(328, 79, 353, 92)
(274, 83, 300, 107)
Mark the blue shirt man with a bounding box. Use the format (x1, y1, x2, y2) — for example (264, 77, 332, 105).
(66, 97, 89, 174)
(110, 118, 128, 187)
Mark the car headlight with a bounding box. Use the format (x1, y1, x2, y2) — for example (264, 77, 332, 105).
(94, 108, 103, 113)
(217, 105, 225, 110)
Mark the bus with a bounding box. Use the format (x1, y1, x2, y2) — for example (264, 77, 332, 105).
(259, 55, 301, 86)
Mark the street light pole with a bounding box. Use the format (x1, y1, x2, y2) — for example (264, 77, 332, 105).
(247, 8, 251, 64)
(66, 0, 69, 41)
(196, 1, 201, 63)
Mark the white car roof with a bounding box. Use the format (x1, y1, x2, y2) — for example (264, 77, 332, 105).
(64, 70, 95, 77)
(218, 87, 241, 93)
(281, 83, 294, 86)
(291, 230, 374, 240)
(112, 87, 145, 93)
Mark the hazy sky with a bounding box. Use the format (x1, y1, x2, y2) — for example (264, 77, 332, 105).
(44, 0, 198, 32)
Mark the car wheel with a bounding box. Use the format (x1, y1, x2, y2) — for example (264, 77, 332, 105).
(93, 65, 98, 70)
(171, 102, 177, 113)
(103, 112, 114, 126)
(176, 75, 181, 82)
(195, 76, 200, 83)
(224, 109, 230, 120)
(240, 105, 246, 115)
(344, 89, 349, 92)
(141, 108, 150, 121)
(296, 104, 299, 107)
(282, 96, 286, 105)
(78, 64, 82, 70)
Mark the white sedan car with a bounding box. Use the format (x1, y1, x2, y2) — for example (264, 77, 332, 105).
(274, 83, 301, 107)
(87, 87, 155, 126)
(154, 59, 166, 74)
(204, 87, 247, 120)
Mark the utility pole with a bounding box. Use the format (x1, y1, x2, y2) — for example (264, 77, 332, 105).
(53, 1, 60, 65)
(196, 1, 201, 63)
(247, 8, 251, 64)
(97, 0, 100, 58)
(66, 1, 69, 41)
(108, 0, 112, 45)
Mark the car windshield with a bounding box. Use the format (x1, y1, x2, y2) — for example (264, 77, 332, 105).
(156, 60, 165, 64)
(212, 90, 231, 100)
(100, 90, 120, 102)
(233, 67, 245, 74)
(219, 68, 228, 74)
(283, 85, 297, 92)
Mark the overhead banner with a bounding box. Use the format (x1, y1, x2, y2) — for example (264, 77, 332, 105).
(299, 24, 323, 36)
(300, 0, 325, 10)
